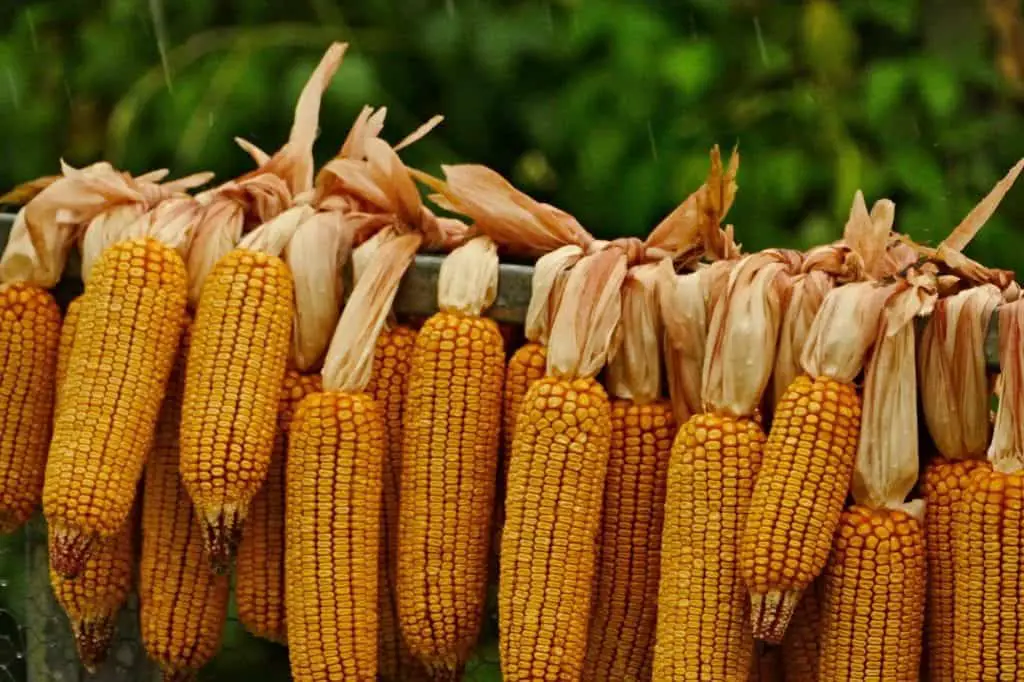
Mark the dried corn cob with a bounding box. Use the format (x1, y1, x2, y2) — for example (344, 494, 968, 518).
(655, 252, 789, 681)
(780, 578, 824, 682)
(53, 295, 83, 416)
(365, 324, 428, 681)
(49, 516, 134, 671)
(917, 285, 1000, 682)
(397, 237, 505, 672)
(140, 337, 229, 681)
(235, 369, 321, 643)
(287, 232, 421, 682)
(583, 262, 674, 680)
(818, 279, 932, 681)
(502, 342, 546, 464)
(500, 247, 627, 681)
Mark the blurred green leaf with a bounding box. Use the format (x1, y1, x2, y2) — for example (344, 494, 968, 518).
(659, 39, 718, 98)
(802, 0, 857, 82)
(864, 61, 907, 123)
(916, 63, 960, 119)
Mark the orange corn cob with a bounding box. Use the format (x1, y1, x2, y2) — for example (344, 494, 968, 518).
(45, 239, 188, 576)
(140, 343, 229, 680)
(235, 369, 321, 643)
(818, 506, 925, 681)
(780, 577, 824, 682)
(502, 342, 546, 470)
(582, 399, 674, 680)
(49, 518, 134, 671)
(53, 295, 83, 417)
(0, 283, 60, 532)
(364, 325, 428, 681)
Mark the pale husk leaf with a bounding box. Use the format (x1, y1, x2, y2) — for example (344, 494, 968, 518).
(186, 198, 245, 305)
(702, 252, 789, 417)
(989, 300, 1024, 473)
(79, 203, 149, 283)
(941, 158, 1023, 253)
(841, 191, 890, 279)
(772, 270, 834, 407)
(919, 285, 1001, 461)
(800, 281, 896, 382)
(436, 235, 499, 316)
(350, 225, 400, 290)
(524, 245, 584, 343)
(235, 137, 271, 166)
(0, 175, 61, 206)
(132, 196, 204, 261)
(0, 206, 77, 287)
(286, 210, 355, 371)
(238, 204, 312, 256)
(547, 246, 629, 380)
(321, 232, 421, 393)
(606, 261, 664, 403)
(852, 282, 937, 512)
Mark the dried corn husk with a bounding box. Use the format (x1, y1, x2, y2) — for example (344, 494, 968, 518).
(437, 236, 499, 317)
(606, 262, 664, 404)
(988, 300, 1024, 474)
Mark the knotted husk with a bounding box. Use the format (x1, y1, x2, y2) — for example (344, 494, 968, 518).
(658, 259, 735, 423)
(321, 232, 422, 394)
(524, 245, 584, 345)
(919, 285, 1001, 461)
(852, 277, 937, 515)
(547, 246, 629, 381)
(988, 299, 1024, 474)
(436, 236, 499, 318)
(605, 262, 664, 404)
(701, 251, 790, 418)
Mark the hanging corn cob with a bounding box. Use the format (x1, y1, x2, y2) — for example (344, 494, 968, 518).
(139, 329, 229, 681)
(286, 231, 422, 682)
(781, 578, 825, 682)
(43, 185, 205, 577)
(582, 261, 674, 681)
(53, 295, 83, 418)
(818, 276, 935, 681)
(654, 251, 790, 681)
(918, 286, 1000, 682)
(49, 514, 134, 671)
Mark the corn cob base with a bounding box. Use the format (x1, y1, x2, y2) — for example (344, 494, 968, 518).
(819, 506, 925, 681)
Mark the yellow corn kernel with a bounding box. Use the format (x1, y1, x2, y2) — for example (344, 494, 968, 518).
(952, 464, 1024, 680)
(180, 248, 294, 572)
(286, 392, 383, 682)
(922, 457, 982, 682)
(0, 283, 60, 533)
(499, 376, 612, 681)
(397, 312, 504, 671)
(818, 506, 925, 681)
(140, 346, 229, 680)
(781, 577, 824, 682)
(740, 374, 861, 642)
(44, 239, 187, 577)
(653, 413, 764, 681)
(365, 325, 428, 681)
(235, 369, 321, 644)
(53, 295, 83, 419)
(582, 399, 674, 680)
(502, 342, 547, 472)
(49, 517, 133, 671)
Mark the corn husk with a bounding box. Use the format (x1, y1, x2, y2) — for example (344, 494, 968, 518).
(851, 275, 937, 515)
(524, 245, 584, 345)
(321, 232, 421, 394)
(237, 205, 311, 257)
(0, 175, 61, 206)
(919, 285, 1001, 461)
(606, 262, 664, 404)
(436, 236, 498, 317)
(772, 270, 833, 407)
(701, 251, 790, 418)
(987, 299, 1024, 474)
(547, 246, 629, 381)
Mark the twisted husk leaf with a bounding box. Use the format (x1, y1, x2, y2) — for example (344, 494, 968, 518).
(918, 284, 1001, 461)
(237, 204, 311, 256)
(437, 235, 499, 317)
(546, 245, 629, 380)
(606, 261, 664, 404)
(988, 299, 1024, 474)
(702, 251, 790, 418)
(851, 276, 937, 515)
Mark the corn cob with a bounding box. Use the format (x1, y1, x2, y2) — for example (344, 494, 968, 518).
(398, 237, 505, 672)
(54, 295, 83, 416)
(49, 517, 133, 671)
(818, 506, 926, 681)
(140, 338, 229, 681)
(0, 283, 61, 532)
(501, 342, 546, 468)
(817, 280, 931, 681)
(45, 237, 188, 577)
(740, 280, 891, 642)
(235, 369, 321, 643)
(780, 577, 824, 682)
(583, 261, 673, 681)
(917, 285, 1000, 682)
(365, 324, 428, 681)
(655, 253, 788, 681)
(500, 247, 627, 681)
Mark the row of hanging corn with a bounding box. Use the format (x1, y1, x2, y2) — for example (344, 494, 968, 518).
(1, 42, 1023, 682)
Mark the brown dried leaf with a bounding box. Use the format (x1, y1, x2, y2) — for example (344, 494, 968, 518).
(0, 176, 61, 206)
(606, 262, 664, 403)
(772, 270, 834, 408)
(941, 158, 1024, 253)
(800, 281, 895, 382)
(524, 245, 584, 344)
(989, 298, 1024, 473)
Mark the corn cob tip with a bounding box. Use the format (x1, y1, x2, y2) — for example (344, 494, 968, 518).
(48, 523, 94, 579)
(749, 590, 801, 644)
(425, 661, 465, 681)
(200, 506, 244, 574)
(71, 616, 116, 672)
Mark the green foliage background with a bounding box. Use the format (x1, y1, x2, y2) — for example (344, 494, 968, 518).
(0, 0, 1023, 679)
